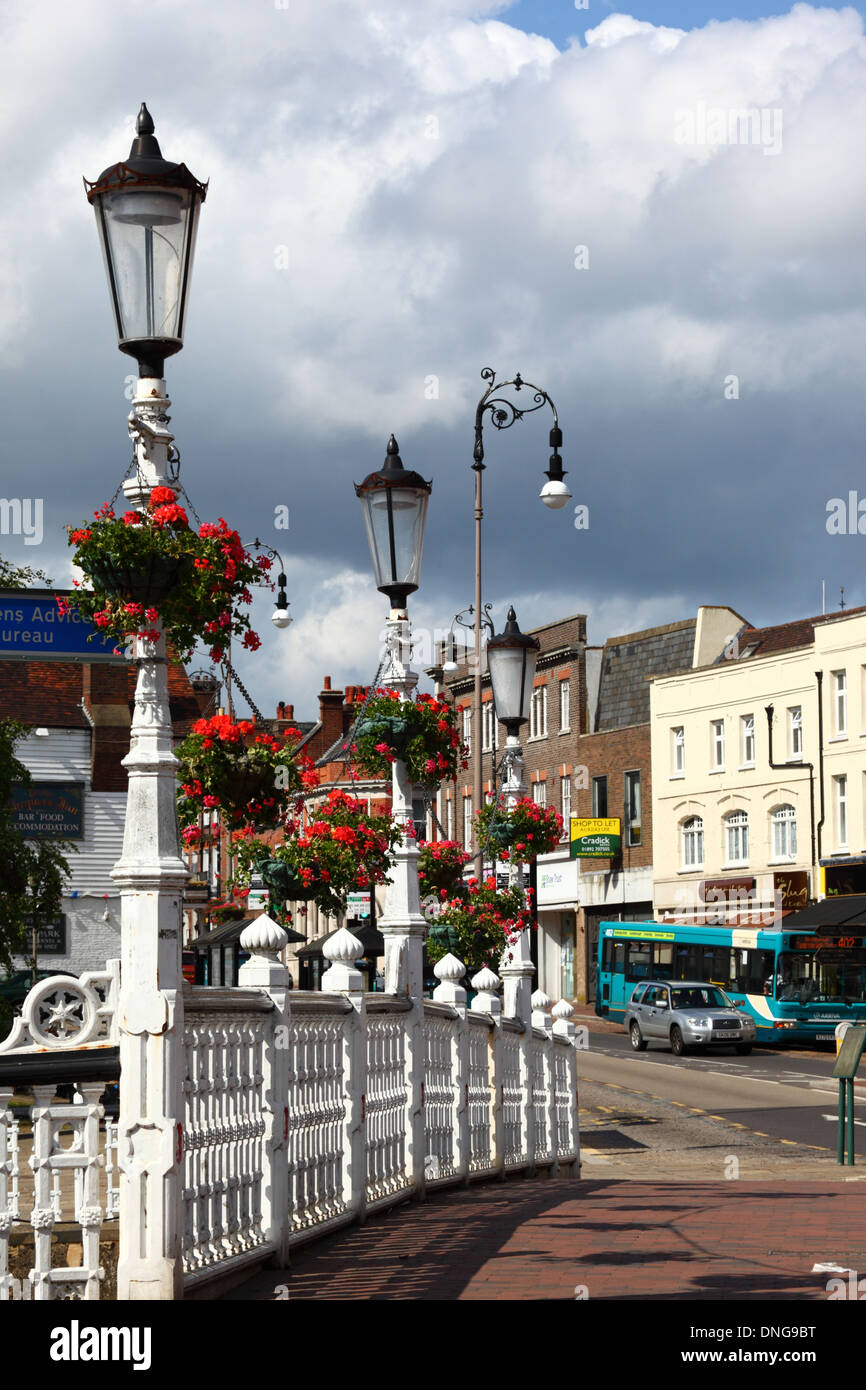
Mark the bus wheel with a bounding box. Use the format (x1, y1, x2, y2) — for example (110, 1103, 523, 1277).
(670, 1026, 687, 1057)
(630, 1022, 647, 1052)
(736, 1044, 752, 1055)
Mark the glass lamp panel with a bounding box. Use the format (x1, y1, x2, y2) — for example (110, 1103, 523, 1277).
(488, 642, 537, 725)
(361, 486, 428, 591)
(95, 187, 200, 347)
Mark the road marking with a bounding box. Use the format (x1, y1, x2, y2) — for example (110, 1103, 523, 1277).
(822, 1114, 866, 1128)
(584, 1075, 834, 1151)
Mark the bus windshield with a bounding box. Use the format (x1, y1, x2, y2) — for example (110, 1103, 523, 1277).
(776, 949, 866, 1005)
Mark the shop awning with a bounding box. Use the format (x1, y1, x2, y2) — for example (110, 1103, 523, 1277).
(777, 896, 866, 930)
(192, 916, 306, 949)
(295, 922, 385, 959)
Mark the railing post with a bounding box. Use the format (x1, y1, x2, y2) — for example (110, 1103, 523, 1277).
(552, 999, 580, 1171)
(0, 1088, 13, 1300)
(238, 915, 291, 1267)
(433, 953, 468, 1182)
(322, 927, 367, 1225)
(532, 989, 555, 1175)
(471, 967, 503, 1176)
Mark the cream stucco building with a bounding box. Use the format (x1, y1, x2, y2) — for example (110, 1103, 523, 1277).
(651, 605, 866, 924)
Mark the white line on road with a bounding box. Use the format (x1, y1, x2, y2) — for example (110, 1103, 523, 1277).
(821, 1114, 866, 1127)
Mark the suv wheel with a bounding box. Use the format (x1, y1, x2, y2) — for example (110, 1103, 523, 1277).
(670, 1026, 687, 1057)
(630, 1021, 647, 1052)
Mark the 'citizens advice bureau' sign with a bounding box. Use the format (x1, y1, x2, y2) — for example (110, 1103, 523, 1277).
(0, 591, 123, 660)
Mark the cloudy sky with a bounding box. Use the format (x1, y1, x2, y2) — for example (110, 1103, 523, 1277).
(1, 0, 864, 720)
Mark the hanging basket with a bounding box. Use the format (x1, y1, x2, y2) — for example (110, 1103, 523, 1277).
(354, 712, 411, 759)
(427, 920, 463, 955)
(87, 553, 195, 607)
(255, 857, 317, 903)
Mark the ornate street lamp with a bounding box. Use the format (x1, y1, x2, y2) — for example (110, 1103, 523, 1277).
(355, 434, 432, 612)
(470, 369, 569, 861)
(84, 103, 207, 379)
(485, 606, 539, 1022)
(354, 436, 432, 1007)
(250, 540, 292, 630)
(486, 606, 540, 738)
(87, 106, 210, 1299)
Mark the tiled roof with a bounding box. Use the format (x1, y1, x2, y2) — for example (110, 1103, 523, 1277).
(716, 606, 866, 664)
(596, 621, 697, 730)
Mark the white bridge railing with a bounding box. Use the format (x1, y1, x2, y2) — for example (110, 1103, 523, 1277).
(0, 924, 579, 1300)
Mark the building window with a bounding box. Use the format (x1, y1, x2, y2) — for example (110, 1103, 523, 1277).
(446, 797, 454, 841)
(711, 719, 725, 769)
(682, 816, 704, 869)
(529, 686, 548, 740)
(463, 795, 473, 848)
(834, 671, 847, 736)
(482, 702, 499, 752)
(592, 775, 608, 818)
(741, 714, 755, 766)
(672, 727, 685, 776)
(560, 776, 571, 836)
(788, 706, 802, 758)
(532, 780, 547, 808)
(835, 775, 848, 848)
(771, 804, 797, 860)
(624, 770, 641, 847)
(462, 707, 472, 753)
(725, 810, 749, 866)
(560, 679, 570, 732)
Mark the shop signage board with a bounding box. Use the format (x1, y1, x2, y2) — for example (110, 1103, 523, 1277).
(0, 591, 124, 661)
(570, 817, 621, 859)
(24, 915, 67, 956)
(9, 782, 84, 840)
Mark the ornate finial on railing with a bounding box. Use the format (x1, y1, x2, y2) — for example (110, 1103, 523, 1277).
(551, 998, 577, 1042)
(432, 953, 467, 1008)
(470, 966, 501, 1016)
(240, 915, 289, 956)
(321, 926, 365, 994)
(238, 913, 290, 989)
(531, 989, 553, 1034)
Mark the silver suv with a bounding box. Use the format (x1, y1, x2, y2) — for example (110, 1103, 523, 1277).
(624, 980, 757, 1056)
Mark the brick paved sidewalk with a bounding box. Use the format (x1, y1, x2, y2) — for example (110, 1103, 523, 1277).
(227, 1177, 866, 1302)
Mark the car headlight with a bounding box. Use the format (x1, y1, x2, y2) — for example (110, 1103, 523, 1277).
(686, 1016, 711, 1027)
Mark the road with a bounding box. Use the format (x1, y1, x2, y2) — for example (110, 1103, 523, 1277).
(578, 1033, 865, 1151)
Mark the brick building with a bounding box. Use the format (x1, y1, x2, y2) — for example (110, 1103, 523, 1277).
(434, 613, 587, 851)
(434, 605, 744, 1003)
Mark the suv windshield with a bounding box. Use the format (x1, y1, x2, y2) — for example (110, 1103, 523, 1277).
(670, 986, 730, 1010)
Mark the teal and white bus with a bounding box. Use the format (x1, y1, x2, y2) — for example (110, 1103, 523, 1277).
(596, 921, 866, 1045)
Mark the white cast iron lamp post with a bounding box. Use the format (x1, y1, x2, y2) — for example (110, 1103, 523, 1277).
(86, 104, 207, 1299)
(486, 606, 540, 1021)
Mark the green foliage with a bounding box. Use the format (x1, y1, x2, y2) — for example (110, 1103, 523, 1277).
(0, 557, 51, 589)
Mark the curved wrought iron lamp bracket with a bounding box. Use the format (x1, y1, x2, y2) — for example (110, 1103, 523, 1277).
(473, 367, 559, 471)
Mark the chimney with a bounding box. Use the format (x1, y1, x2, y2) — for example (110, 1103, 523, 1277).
(277, 701, 285, 720)
(285, 704, 294, 721)
(318, 676, 345, 748)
